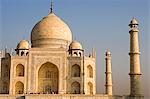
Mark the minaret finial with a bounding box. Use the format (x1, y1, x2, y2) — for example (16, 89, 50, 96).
(50, 1, 54, 13)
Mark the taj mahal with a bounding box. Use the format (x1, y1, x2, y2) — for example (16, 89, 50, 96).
(0, 2, 144, 99)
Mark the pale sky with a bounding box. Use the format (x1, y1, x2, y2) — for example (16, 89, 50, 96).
(0, 0, 149, 97)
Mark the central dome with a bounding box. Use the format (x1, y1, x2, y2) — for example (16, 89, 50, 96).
(31, 12, 72, 48)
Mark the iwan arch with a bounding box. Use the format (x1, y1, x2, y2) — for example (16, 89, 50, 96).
(38, 62, 59, 94)
(0, 2, 144, 99)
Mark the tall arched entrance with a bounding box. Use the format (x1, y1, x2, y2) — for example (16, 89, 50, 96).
(38, 62, 59, 94)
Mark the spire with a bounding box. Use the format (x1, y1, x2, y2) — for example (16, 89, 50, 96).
(5, 45, 7, 54)
(92, 47, 96, 58)
(50, 1, 54, 13)
(11, 48, 14, 56)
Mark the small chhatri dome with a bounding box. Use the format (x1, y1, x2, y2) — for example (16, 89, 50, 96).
(129, 17, 138, 25)
(69, 40, 83, 50)
(31, 12, 72, 48)
(17, 40, 30, 49)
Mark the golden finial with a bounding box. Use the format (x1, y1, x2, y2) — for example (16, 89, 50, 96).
(50, 1, 54, 13)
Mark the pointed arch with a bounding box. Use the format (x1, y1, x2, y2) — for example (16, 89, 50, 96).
(73, 52, 78, 56)
(16, 64, 24, 76)
(71, 81, 80, 94)
(71, 64, 80, 77)
(15, 81, 24, 94)
(21, 51, 24, 56)
(88, 82, 93, 94)
(38, 62, 59, 94)
(26, 52, 29, 55)
(87, 65, 93, 78)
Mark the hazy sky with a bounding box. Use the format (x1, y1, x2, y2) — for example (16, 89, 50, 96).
(0, 0, 149, 97)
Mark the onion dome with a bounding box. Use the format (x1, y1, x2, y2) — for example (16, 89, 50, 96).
(69, 40, 83, 50)
(31, 12, 72, 48)
(16, 40, 30, 49)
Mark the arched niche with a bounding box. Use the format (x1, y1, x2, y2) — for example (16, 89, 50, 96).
(15, 81, 24, 94)
(38, 62, 59, 94)
(88, 82, 93, 95)
(71, 64, 80, 77)
(87, 65, 93, 78)
(71, 81, 80, 94)
(21, 51, 24, 56)
(16, 64, 24, 77)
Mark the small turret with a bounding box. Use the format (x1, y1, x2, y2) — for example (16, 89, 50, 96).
(69, 40, 83, 57)
(15, 40, 30, 56)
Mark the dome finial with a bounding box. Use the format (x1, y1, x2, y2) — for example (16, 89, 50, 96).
(50, 1, 54, 13)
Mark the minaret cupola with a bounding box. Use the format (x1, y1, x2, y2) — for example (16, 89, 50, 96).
(129, 18, 138, 28)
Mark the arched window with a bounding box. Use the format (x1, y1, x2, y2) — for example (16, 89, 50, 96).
(73, 52, 78, 56)
(88, 82, 93, 94)
(21, 51, 24, 56)
(71, 64, 80, 77)
(71, 81, 80, 94)
(79, 52, 82, 57)
(87, 65, 93, 78)
(15, 81, 24, 94)
(26, 52, 29, 55)
(16, 64, 24, 76)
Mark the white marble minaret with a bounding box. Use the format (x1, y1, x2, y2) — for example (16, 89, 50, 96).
(129, 18, 142, 96)
(105, 50, 113, 95)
